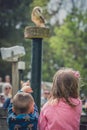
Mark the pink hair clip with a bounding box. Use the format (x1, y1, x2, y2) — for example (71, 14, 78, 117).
(72, 71, 80, 78)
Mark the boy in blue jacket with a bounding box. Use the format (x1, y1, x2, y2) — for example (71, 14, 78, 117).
(7, 85, 38, 130)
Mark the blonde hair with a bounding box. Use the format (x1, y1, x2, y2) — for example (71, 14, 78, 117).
(51, 68, 80, 107)
(2, 83, 12, 92)
(13, 92, 34, 114)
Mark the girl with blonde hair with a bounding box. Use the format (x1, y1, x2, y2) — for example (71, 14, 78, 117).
(39, 68, 82, 130)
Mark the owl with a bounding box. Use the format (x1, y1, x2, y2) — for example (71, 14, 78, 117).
(31, 6, 46, 27)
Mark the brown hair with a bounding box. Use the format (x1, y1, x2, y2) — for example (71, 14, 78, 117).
(13, 92, 34, 115)
(51, 68, 80, 107)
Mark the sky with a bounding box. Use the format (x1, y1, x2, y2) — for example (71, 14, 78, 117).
(47, 0, 87, 25)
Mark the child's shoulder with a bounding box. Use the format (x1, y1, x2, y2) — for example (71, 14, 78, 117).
(41, 98, 58, 111)
(8, 112, 38, 121)
(8, 113, 38, 130)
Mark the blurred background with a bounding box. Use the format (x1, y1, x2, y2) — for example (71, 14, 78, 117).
(0, 0, 87, 96)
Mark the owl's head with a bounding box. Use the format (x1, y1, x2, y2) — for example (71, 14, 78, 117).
(33, 6, 42, 12)
(32, 6, 43, 16)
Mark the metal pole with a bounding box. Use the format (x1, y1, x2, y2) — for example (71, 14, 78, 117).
(24, 26, 50, 112)
(31, 38, 42, 112)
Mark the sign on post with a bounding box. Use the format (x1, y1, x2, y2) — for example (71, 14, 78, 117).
(1, 46, 25, 96)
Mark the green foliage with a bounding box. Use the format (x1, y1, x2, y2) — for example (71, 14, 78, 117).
(0, 0, 32, 47)
(42, 38, 65, 82)
(0, 0, 87, 95)
(0, 0, 32, 78)
(30, 0, 48, 8)
(0, 0, 49, 78)
(49, 10, 87, 93)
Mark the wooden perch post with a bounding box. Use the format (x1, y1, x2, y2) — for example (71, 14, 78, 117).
(24, 26, 50, 112)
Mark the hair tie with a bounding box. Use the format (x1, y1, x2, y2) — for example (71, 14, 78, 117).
(72, 71, 80, 78)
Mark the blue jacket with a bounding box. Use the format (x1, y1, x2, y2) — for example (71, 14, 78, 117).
(7, 102, 39, 130)
(3, 98, 11, 109)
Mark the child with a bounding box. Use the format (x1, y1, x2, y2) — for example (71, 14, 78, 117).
(3, 81, 29, 109)
(39, 68, 82, 130)
(7, 85, 38, 130)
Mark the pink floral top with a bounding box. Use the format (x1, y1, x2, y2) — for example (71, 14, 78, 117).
(39, 98, 82, 130)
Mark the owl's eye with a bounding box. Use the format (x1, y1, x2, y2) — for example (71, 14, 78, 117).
(37, 8, 41, 13)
